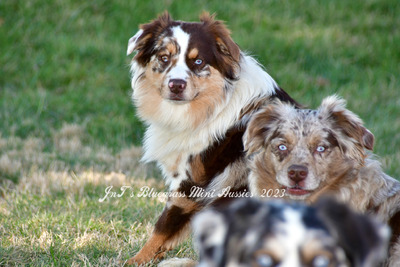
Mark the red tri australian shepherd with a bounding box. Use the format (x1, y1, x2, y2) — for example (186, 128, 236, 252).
(126, 12, 297, 264)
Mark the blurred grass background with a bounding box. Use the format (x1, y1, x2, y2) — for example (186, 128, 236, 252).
(0, 0, 399, 265)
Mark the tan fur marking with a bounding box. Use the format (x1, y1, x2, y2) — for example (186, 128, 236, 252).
(190, 155, 207, 185)
(127, 196, 200, 265)
(127, 232, 167, 265)
(188, 67, 226, 129)
(171, 194, 200, 213)
(252, 150, 281, 195)
(166, 42, 177, 55)
(188, 48, 199, 59)
(254, 248, 283, 264)
(301, 239, 334, 264)
(167, 154, 182, 175)
(134, 68, 163, 121)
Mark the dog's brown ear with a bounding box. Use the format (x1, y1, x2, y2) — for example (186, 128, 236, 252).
(200, 12, 240, 80)
(316, 198, 390, 267)
(243, 104, 281, 155)
(319, 95, 374, 162)
(127, 12, 173, 65)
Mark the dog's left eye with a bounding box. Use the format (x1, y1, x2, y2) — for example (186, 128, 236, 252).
(278, 144, 287, 151)
(159, 55, 169, 63)
(194, 58, 203, 65)
(316, 146, 326, 153)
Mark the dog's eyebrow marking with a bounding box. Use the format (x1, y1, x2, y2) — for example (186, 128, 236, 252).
(188, 48, 199, 59)
(166, 42, 178, 55)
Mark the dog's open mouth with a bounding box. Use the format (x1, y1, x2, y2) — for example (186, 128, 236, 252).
(284, 186, 312, 196)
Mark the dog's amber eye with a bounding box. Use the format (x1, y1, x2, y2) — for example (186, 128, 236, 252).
(316, 146, 325, 153)
(159, 55, 169, 63)
(278, 144, 287, 151)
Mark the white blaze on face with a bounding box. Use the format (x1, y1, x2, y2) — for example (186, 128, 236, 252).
(168, 26, 191, 80)
(278, 208, 306, 267)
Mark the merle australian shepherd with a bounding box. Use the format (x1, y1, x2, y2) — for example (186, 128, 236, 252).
(191, 198, 389, 267)
(244, 96, 400, 266)
(126, 12, 297, 264)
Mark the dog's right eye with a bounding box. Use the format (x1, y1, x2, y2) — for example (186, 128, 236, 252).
(278, 144, 287, 151)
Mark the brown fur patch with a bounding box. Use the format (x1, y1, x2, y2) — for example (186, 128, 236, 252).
(199, 12, 240, 79)
(134, 12, 176, 66)
(189, 124, 246, 187)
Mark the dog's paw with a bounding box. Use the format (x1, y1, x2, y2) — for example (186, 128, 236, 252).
(158, 258, 197, 267)
(125, 255, 149, 266)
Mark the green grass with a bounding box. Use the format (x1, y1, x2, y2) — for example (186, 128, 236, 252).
(0, 0, 399, 265)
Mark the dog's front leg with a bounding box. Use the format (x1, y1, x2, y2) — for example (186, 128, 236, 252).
(127, 195, 201, 265)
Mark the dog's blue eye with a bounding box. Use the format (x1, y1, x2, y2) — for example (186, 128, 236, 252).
(312, 255, 330, 267)
(256, 254, 274, 267)
(278, 144, 287, 151)
(316, 146, 325, 152)
(194, 58, 203, 65)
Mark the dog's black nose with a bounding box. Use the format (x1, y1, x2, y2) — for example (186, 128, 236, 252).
(288, 164, 308, 182)
(168, 79, 187, 94)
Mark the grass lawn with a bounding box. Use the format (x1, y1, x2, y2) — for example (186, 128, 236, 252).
(0, 0, 399, 265)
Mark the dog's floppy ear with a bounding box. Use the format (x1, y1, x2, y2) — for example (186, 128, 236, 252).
(127, 29, 144, 56)
(200, 12, 240, 80)
(127, 12, 173, 64)
(319, 95, 374, 162)
(316, 198, 390, 267)
(192, 210, 228, 267)
(243, 103, 282, 155)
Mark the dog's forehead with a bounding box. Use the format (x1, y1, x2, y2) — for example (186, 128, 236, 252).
(281, 108, 327, 135)
(296, 109, 322, 124)
(273, 204, 327, 231)
(156, 23, 216, 60)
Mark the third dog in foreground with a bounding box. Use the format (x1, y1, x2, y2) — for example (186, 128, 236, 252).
(161, 198, 389, 267)
(244, 95, 400, 266)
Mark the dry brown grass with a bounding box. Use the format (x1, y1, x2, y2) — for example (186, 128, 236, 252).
(0, 123, 192, 266)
